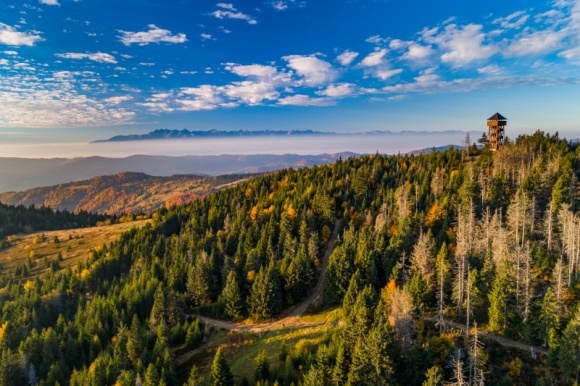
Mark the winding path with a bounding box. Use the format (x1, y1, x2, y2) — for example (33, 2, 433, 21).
(424, 315, 549, 356)
(198, 218, 341, 333)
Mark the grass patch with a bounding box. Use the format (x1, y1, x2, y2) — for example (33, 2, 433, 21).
(177, 323, 332, 384)
(0, 220, 149, 279)
(300, 307, 341, 323)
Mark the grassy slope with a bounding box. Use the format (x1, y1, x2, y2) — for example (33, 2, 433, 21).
(0, 220, 149, 279)
(177, 308, 341, 384)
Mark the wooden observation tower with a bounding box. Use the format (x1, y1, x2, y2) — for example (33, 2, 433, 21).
(487, 112, 507, 152)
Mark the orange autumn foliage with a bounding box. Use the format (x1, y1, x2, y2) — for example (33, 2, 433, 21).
(250, 205, 259, 222)
(424, 203, 446, 227)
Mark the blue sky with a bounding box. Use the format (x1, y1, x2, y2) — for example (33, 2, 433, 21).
(1, 0, 580, 136)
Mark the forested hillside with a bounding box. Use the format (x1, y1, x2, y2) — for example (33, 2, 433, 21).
(0, 172, 251, 215)
(1, 131, 580, 385)
(0, 203, 109, 243)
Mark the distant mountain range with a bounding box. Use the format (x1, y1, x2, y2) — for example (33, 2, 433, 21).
(0, 172, 250, 215)
(93, 128, 474, 142)
(0, 153, 357, 193)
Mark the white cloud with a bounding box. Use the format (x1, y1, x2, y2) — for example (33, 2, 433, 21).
(414, 67, 439, 83)
(376, 68, 403, 80)
(211, 4, 257, 24)
(278, 94, 335, 106)
(0, 71, 135, 128)
(223, 81, 280, 104)
(39, 0, 60, 5)
(389, 39, 407, 50)
(226, 63, 279, 78)
(317, 83, 357, 97)
(425, 23, 498, 67)
(366, 35, 388, 45)
(0, 23, 44, 46)
(559, 46, 580, 64)
(493, 11, 529, 29)
(271, 1, 288, 10)
(55, 52, 118, 64)
(401, 44, 434, 61)
(358, 49, 388, 67)
(201, 33, 213, 40)
(118, 25, 187, 46)
(477, 64, 504, 75)
(103, 95, 133, 104)
(216, 3, 236, 10)
(283, 54, 337, 86)
(2, 50, 18, 55)
(336, 50, 359, 66)
(139, 62, 155, 66)
(505, 29, 565, 56)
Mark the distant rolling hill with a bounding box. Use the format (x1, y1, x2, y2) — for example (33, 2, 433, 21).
(0, 152, 357, 193)
(0, 172, 252, 215)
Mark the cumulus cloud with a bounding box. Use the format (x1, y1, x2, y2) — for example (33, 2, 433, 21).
(401, 44, 434, 61)
(103, 95, 134, 104)
(0, 23, 44, 46)
(271, 1, 288, 10)
(226, 63, 279, 78)
(278, 94, 335, 106)
(39, 0, 60, 5)
(118, 25, 187, 46)
(376, 68, 403, 80)
(336, 50, 359, 66)
(358, 49, 388, 67)
(317, 83, 357, 97)
(55, 52, 118, 64)
(211, 4, 257, 24)
(505, 29, 565, 57)
(283, 54, 337, 86)
(425, 23, 498, 67)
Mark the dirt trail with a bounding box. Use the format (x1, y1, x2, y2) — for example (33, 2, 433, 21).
(424, 315, 549, 356)
(198, 219, 341, 333)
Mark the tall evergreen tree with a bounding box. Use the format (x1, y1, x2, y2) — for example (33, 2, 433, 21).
(210, 347, 234, 386)
(221, 270, 243, 320)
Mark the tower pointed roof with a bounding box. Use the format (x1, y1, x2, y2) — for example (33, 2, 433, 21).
(488, 112, 507, 121)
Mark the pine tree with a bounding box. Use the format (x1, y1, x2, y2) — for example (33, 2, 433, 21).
(187, 255, 210, 306)
(422, 366, 442, 386)
(558, 307, 580, 383)
(186, 365, 202, 386)
(143, 363, 159, 386)
(221, 270, 243, 320)
(210, 347, 234, 386)
(539, 288, 559, 347)
(254, 350, 270, 382)
(488, 261, 514, 334)
(333, 343, 348, 386)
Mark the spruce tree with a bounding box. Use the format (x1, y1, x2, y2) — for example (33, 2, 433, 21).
(143, 363, 159, 386)
(186, 365, 202, 386)
(221, 270, 243, 320)
(210, 347, 234, 386)
(254, 350, 270, 382)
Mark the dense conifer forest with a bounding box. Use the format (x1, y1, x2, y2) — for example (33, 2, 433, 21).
(0, 203, 110, 242)
(1, 131, 580, 385)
